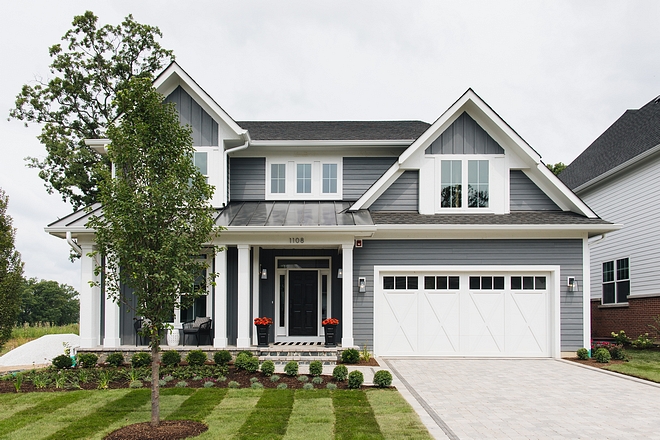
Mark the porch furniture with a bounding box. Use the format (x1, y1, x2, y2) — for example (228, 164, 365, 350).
(134, 318, 145, 346)
(182, 317, 212, 346)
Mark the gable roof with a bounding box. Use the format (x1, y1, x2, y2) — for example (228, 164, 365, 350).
(236, 121, 430, 141)
(560, 96, 660, 191)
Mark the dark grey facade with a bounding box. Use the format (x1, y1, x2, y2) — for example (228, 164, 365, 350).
(510, 170, 560, 211)
(164, 86, 219, 146)
(425, 112, 505, 155)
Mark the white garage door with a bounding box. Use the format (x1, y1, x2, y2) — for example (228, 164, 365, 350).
(374, 271, 554, 357)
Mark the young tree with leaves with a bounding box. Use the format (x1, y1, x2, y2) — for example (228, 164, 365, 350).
(10, 11, 173, 209)
(87, 76, 218, 427)
(0, 189, 24, 351)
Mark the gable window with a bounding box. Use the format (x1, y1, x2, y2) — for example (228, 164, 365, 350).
(468, 160, 489, 207)
(271, 164, 286, 193)
(323, 164, 337, 194)
(441, 160, 462, 207)
(440, 159, 489, 209)
(603, 258, 630, 304)
(194, 152, 208, 183)
(296, 164, 312, 194)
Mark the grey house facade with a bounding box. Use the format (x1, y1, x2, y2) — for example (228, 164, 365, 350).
(47, 63, 616, 357)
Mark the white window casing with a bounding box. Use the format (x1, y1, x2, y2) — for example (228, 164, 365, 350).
(266, 157, 342, 200)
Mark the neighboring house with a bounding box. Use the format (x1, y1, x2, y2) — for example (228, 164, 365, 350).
(561, 96, 660, 340)
(46, 63, 616, 357)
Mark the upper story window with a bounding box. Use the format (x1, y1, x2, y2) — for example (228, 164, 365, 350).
(296, 164, 312, 194)
(603, 258, 630, 304)
(271, 164, 286, 194)
(323, 164, 337, 194)
(440, 159, 489, 209)
(193, 152, 208, 184)
(266, 158, 341, 200)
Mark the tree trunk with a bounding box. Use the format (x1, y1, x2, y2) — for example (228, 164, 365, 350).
(150, 342, 160, 427)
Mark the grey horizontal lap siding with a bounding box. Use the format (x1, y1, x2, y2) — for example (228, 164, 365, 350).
(370, 171, 419, 211)
(425, 112, 504, 155)
(230, 158, 266, 201)
(352, 239, 583, 352)
(510, 170, 560, 211)
(343, 157, 397, 201)
(165, 86, 218, 146)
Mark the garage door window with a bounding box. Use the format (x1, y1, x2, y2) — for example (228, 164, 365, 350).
(469, 276, 504, 290)
(424, 276, 460, 290)
(383, 276, 418, 290)
(511, 276, 546, 290)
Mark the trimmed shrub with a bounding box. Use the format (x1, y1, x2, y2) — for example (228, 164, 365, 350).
(303, 383, 314, 390)
(297, 375, 309, 382)
(594, 347, 611, 363)
(131, 352, 152, 368)
(576, 348, 589, 360)
(186, 350, 207, 366)
(213, 350, 232, 365)
(284, 361, 299, 376)
(106, 352, 125, 367)
(77, 353, 98, 368)
(245, 357, 259, 373)
(348, 370, 364, 389)
(326, 383, 337, 390)
(270, 375, 280, 382)
(228, 381, 240, 389)
(312, 376, 323, 385)
(277, 383, 288, 390)
(261, 360, 275, 376)
(332, 365, 348, 381)
(341, 348, 360, 364)
(52, 354, 73, 370)
(309, 360, 323, 376)
(251, 382, 264, 389)
(373, 370, 393, 388)
(609, 345, 626, 360)
(161, 350, 182, 367)
(235, 352, 254, 370)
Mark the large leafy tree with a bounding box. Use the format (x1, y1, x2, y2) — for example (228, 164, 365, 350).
(87, 76, 218, 427)
(0, 189, 24, 350)
(17, 279, 79, 326)
(10, 11, 173, 209)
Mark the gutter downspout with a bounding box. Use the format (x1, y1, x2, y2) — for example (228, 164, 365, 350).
(223, 131, 251, 205)
(66, 231, 83, 257)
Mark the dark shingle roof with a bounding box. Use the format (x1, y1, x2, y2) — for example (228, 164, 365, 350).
(236, 121, 430, 141)
(560, 97, 660, 190)
(371, 211, 611, 226)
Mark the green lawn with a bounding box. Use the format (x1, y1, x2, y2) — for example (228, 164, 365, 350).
(604, 349, 660, 383)
(0, 388, 432, 439)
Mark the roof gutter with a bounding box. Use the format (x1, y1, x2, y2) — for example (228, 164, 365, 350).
(66, 231, 83, 257)
(224, 131, 251, 205)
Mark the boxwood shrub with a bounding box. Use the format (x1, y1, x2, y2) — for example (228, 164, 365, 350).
(341, 348, 360, 364)
(373, 370, 393, 388)
(594, 347, 611, 363)
(284, 361, 299, 376)
(213, 350, 232, 366)
(260, 360, 275, 376)
(332, 364, 348, 381)
(106, 352, 125, 367)
(576, 348, 589, 360)
(131, 352, 152, 368)
(77, 353, 98, 368)
(186, 350, 207, 366)
(309, 360, 323, 376)
(161, 350, 182, 367)
(52, 354, 73, 370)
(348, 370, 364, 389)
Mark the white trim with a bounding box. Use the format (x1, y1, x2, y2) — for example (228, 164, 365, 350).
(265, 156, 343, 201)
(236, 245, 251, 348)
(252, 247, 260, 346)
(341, 244, 354, 347)
(213, 249, 228, 348)
(626, 293, 660, 299)
(250, 140, 413, 148)
(582, 236, 591, 350)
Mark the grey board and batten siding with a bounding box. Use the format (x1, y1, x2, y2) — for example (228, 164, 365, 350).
(352, 239, 584, 352)
(425, 111, 505, 155)
(165, 86, 219, 146)
(343, 157, 397, 201)
(510, 170, 560, 211)
(370, 171, 419, 211)
(229, 158, 266, 201)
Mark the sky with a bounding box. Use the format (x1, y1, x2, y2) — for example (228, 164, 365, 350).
(1, 1, 659, 293)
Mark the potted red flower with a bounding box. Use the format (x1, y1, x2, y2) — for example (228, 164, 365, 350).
(254, 317, 273, 347)
(322, 318, 339, 347)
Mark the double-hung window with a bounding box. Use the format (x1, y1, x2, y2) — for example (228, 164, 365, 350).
(296, 164, 312, 194)
(271, 164, 286, 194)
(193, 152, 208, 184)
(602, 258, 630, 304)
(322, 164, 337, 194)
(266, 159, 341, 199)
(440, 159, 489, 209)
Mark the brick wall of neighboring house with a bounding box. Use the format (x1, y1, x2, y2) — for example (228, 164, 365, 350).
(591, 296, 660, 339)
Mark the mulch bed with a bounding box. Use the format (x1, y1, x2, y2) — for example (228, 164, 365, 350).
(566, 357, 627, 369)
(105, 421, 207, 440)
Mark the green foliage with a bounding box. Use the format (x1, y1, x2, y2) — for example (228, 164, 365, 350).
(348, 370, 364, 389)
(129, 380, 144, 388)
(245, 357, 259, 373)
(52, 354, 73, 369)
(297, 375, 309, 382)
(270, 374, 280, 382)
(228, 381, 240, 389)
(186, 350, 207, 366)
(284, 361, 299, 376)
(333, 365, 349, 381)
(250, 377, 259, 384)
(312, 376, 323, 385)
(341, 348, 360, 364)
(97, 371, 113, 389)
(326, 383, 337, 390)
(161, 350, 181, 367)
(235, 352, 255, 370)
(213, 350, 232, 365)
(251, 382, 264, 389)
(175, 381, 188, 388)
(546, 162, 567, 176)
(203, 381, 215, 388)
(260, 360, 275, 376)
(373, 370, 393, 388)
(13, 373, 23, 392)
(308, 360, 323, 376)
(131, 352, 152, 368)
(611, 330, 632, 346)
(594, 347, 611, 363)
(9, 11, 174, 209)
(77, 353, 98, 368)
(303, 383, 314, 390)
(609, 345, 626, 360)
(632, 333, 655, 349)
(0, 189, 23, 351)
(576, 348, 590, 360)
(360, 345, 371, 362)
(277, 383, 288, 390)
(17, 278, 78, 326)
(105, 352, 124, 367)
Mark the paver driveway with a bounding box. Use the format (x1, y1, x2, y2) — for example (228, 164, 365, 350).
(383, 358, 660, 440)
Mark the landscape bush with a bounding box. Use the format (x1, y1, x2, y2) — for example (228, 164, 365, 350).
(611, 330, 631, 346)
(131, 352, 152, 368)
(373, 370, 393, 387)
(161, 350, 181, 367)
(576, 348, 589, 360)
(105, 352, 124, 367)
(332, 365, 348, 381)
(213, 350, 232, 365)
(594, 347, 611, 363)
(77, 353, 98, 368)
(284, 361, 299, 376)
(631, 333, 655, 349)
(260, 360, 275, 376)
(235, 352, 254, 370)
(341, 348, 360, 364)
(52, 354, 73, 369)
(244, 357, 259, 373)
(186, 350, 207, 366)
(309, 360, 323, 376)
(348, 370, 364, 389)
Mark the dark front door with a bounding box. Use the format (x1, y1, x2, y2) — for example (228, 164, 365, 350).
(289, 270, 318, 336)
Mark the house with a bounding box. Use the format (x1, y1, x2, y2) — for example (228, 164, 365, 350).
(45, 63, 617, 358)
(560, 96, 660, 340)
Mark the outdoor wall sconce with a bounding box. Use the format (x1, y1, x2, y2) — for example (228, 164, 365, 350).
(567, 276, 578, 292)
(261, 268, 267, 280)
(358, 277, 366, 293)
(337, 268, 343, 279)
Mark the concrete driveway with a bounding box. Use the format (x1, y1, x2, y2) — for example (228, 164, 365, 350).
(382, 358, 660, 440)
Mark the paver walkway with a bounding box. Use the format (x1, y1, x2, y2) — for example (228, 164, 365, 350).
(384, 358, 660, 440)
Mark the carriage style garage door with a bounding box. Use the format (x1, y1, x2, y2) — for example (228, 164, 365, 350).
(374, 268, 556, 357)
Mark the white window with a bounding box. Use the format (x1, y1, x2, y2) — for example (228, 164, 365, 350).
(194, 152, 208, 183)
(271, 164, 286, 194)
(266, 158, 342, 200)
(440, 159, 489, 209)
(323, 163, 337, 194)
(602, 258, 630, 304)
(296, 164, 312, 194)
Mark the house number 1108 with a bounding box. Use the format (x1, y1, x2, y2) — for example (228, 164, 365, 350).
(289, 237, 305, 243)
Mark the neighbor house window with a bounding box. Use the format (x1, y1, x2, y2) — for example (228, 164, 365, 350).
(322, 163, 337, 193)
(296, 164, 312, 194)
(271, 164, 286, 194)
(603, 258, 630, 304)
(194, 152, 208, 184)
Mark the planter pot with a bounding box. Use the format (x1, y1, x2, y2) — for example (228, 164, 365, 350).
(167, 329, 180, 347)
(256, 325, 270, 347)
(323, 324, 337, 347)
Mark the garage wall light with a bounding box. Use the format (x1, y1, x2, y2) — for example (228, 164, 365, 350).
(358, 277, 366, 293)
(567, 276, 578, 292)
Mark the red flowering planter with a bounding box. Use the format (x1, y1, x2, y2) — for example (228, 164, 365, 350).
(322, 318, 339, 347)
(254, 317, 273, 347)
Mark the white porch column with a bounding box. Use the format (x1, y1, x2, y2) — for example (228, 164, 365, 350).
(103, 265, 120, 347)
(236, 244, 251, 348)
(251, 247, 260, 346)
(341, 243, 354, 347)
(213, 249, 228, 348)
(79, 242, 101, 348)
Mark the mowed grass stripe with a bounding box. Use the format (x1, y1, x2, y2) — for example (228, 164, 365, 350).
(333, 390, 384, 440)
(197, 389, 262, 439)
(0, 391, 88, 437)
(365, 389, 433, 440)
(237, 389, 294, 440)
(166, 388, 228, 422)
(0, 393, 51, 422)
(283, 390, 334, 440)
(44, 389, 151, 440)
